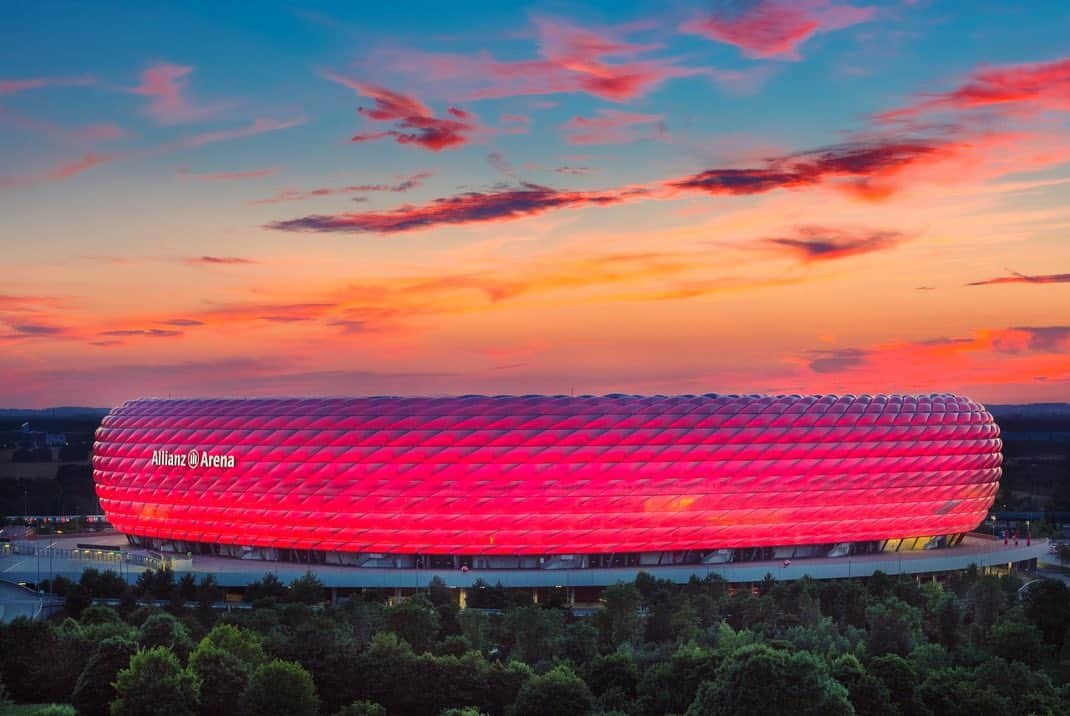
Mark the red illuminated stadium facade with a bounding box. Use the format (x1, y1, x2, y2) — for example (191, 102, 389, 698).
(91, 393, 1001, 571)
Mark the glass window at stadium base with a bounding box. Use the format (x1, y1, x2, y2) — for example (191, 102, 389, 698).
(91, 393, 1001, 570)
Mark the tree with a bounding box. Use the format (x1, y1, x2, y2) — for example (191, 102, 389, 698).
(686, 643, 852, 716)
(865, 597, 922, 656)
(598, 582, 641, 649)
(111, 646, 200, 716)
(670, 596, 701, 643)
(1021, 578, 1070, 649)
(581, 651, 639, 699)
(245, 572, 287, 602)
(383, 596, 440, 653)
(139, 612, 194, 661)
(188, 643, 250, 716)
(199, 622, 267, 666)
(561, 619, 599, 665)
(502, 605, 563, 664)
(987, 613, 1046, 665)
(177, 572, 198, 602)
(466, 580, 507, 609)
(71, 636, 138, 716)
(867, 654, 919, 716)
(64, 583, 92, 618)
(511, 665, 593, 716)
(636, 643, 720, 715)
(134, 567, 175, 600)
(965, 576, 1005, 640)
(197, 574, 224, 607)
(830, 653, 893, 716)
(916, 667, 1008, 716)
(428, 575, 452, 607)
(335, 701, 387, 716)
(287, 571, 326, 604)
(242, 659, 320, 716)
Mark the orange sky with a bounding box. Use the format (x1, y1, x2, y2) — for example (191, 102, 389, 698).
(1, 3, 1068, 407)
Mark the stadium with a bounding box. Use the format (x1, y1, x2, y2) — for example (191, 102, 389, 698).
(82, 392, 1041, 589)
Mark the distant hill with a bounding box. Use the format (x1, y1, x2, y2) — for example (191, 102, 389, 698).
(988, 403, 1070, 417)
(0, 407, 109, 418)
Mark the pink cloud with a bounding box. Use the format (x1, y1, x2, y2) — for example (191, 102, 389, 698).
(554, 165, 594, 175)
(251, 171, 431, 205)
(757, 225, 910, 262)
(324, 74, 482, 151)
(366, 16, 712, 103)
(0, 76, 94, 96)
(967, 271, 1070, 287)
(1, 117, 302, 190)
(562, 109, 666, 145)
(681, 0, 876, 60)
(267, 182, 650, 234)
(178, 167, 278, 181)
(185, 117, 305, 147)
(876, 56, 1070, 121)
(0, 107, 124, 144)
(182, 256, 257, 266)
(132, 63, 226, 125)
(49, 152, 117, 180)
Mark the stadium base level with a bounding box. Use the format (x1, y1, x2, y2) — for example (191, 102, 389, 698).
(129, 533, 965, 570)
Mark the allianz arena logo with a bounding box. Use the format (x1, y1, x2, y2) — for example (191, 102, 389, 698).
(150, 448, 236, 469)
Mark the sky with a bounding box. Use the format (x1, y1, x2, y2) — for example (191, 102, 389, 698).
(1, 1, 1068, 408)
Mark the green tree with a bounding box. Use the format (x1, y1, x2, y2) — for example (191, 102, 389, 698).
(242, 659, 320, 716)
(111, 646, 200, 716)
(865, 597, 922, 656)
(64, 583, 92, 618)
(582, 651, 639, 699)
(197, 574, 224, 607)
(686, 643, 852, 716)
(636, 643, 719, 716)
(139, 612, 194, 661)
(561, 619, 599, 664)
(188, 643, 251, 716)
(245, 572, 287, 602)
(987, 613, 1046, 665)
(71, 636, 138, 716)
(335, 701, 387, 716)
(502, 605, 563, 664)
(867, 654, 919, 716)
(830, 653, 893, 716)
(598, 582, 642, 649)
(974, 657, 1063, 715)
(428, 575, 452, 607)
(1021, 578, 1070, 649)
(670, 596, 702, 643)
(383, 596, 441, 653)
(916, 667, 1008, 716)
(965, 575, 1006, 640)
(287, 571, 326, 604)
(177, 572, 198, 602)
(199, 622, 267, 666)
(511, 664, 593, 716)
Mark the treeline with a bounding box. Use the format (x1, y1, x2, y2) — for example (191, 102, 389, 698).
(3, 566, 1070, 715)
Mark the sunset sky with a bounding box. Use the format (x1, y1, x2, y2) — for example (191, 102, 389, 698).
(1, 1, 1068, 408)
